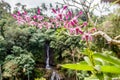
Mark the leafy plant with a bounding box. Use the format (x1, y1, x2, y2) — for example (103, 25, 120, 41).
(2, 47, 35, 79)
(62, 48, 120, 79)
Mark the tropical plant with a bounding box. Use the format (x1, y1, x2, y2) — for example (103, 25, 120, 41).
(3, 54, 35, 79)
(5, 3, 120, 80)
(62, 46, 120, 80)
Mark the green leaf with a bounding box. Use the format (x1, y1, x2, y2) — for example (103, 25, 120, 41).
(84, 56, 93, 66)
(61, 64, 120, 74)
(61, 64, 94, 71)
(101, 66, 120, 74)
(93, 53, 120, 66)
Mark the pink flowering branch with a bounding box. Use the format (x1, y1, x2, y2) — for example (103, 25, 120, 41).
(12, 5, 95, 42)
(64, 30, 120, 45)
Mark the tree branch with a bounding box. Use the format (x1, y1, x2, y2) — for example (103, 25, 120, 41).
(92, 31, 120, 45)
(56, 2, 81, 9)
(64, 31, 120, 45)
(114, 35, 120, 40)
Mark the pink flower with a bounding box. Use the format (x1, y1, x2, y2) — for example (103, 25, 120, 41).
(47, 23, 53, 29)
(12, 14, 17, 19)
(52, 8, 56, 13)
(64, 21, 69, 28)
(37, 8, 41, 14)
(65, 14, 69, 20)
(64, 11, 72, 20)
(23, 11, 27, 15)
(17, 19, 26, 25)
(81, 22, 88, 28)
(82, 33, 93, 41)
(69, 17, 78, 27)
(56, 22, 61, 28)
(37, 23, 43, 29)
(75, 27, 83, 35)
(83, 22, 87, 26)
(63, 5, 68, 10)
(44, 22, 53, 29)
(69, 28, 75, 34)
(58, 14, 62, 20)
(78, 11, 83, 16)
(52, 6, 68, 20)
(91, 28, 97, 32)
(33, 15, 37, 20)
(88, 28, 97, 33)
(68, 11, 72, 18)
(29, 21, 37, 26)
(64, 18, 78, 28)
(16, 16, 23, 21)
(65, 11, 83, 28)
(24, 15, 31, 22)
(17, 11, 21, 16)
(71, 21, 75, 26)
(57, 8, 60, 13)
(37, 15, 44, 21)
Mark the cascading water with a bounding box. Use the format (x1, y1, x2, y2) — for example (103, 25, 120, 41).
(45, 44, 61, 80)
(51, 71, 60, 80)
(46, 45, 51, 69)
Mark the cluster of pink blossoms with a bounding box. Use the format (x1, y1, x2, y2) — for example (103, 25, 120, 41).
(51, 6, 96, 41)
(12, 6, 96, 41)
(12, 8, 61, 29)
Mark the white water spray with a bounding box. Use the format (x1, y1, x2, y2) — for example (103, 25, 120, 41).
(51, 71, 60, 80)
(45, 45, 60, 80)
(46, 45, 51, 69)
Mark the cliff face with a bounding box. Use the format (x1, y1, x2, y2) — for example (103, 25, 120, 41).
(102, 0, 120, 4)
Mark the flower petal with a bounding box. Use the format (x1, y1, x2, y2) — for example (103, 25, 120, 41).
(52, 8, 56, 13)
(63, 5, 68, 10)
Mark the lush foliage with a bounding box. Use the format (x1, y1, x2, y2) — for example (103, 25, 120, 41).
(0, 0, 120, 80)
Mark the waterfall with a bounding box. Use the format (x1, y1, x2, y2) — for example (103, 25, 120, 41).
(51, 71, 60, 80)
(45, 43, 61, 80)
(45, 45, 51, 69)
